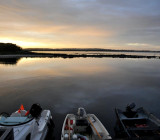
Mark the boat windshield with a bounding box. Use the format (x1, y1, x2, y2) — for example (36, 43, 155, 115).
(0, 116, 33, 126)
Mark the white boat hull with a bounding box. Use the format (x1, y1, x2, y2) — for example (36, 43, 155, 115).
(61, 113, 112, 140)
(0, 110, 53, 140)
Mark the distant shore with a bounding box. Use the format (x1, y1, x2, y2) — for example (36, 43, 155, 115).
(25, 48, 160, 53)
(0, 54, 159, 59)
(0, 43, 160, 59)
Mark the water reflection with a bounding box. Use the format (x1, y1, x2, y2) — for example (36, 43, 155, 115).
(0, 57, 21, 65)
(0, 58, 160, 139)
(0, 51, 160, 66)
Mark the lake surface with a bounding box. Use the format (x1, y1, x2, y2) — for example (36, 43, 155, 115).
(0, 57, 160, 139)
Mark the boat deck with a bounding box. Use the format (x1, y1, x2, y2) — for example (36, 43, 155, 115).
(62, 114, 111, 140)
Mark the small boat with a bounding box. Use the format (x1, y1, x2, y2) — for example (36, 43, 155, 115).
(61, 107, 112, 140)
(0, 104, 54, 140)
(115, 103, 160, 139)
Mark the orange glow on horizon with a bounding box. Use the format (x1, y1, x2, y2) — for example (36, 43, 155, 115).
(0, 38, 44, 48)
(0, 37, 157, 50)
(0, 37, 122, 49)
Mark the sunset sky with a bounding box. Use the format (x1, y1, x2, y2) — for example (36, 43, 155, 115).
(0, 0, 160, 50)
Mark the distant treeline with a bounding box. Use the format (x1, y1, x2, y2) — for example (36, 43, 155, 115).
(0, 43, 35, 55)
(25, 48, 160, 53)
(0, 43, 22, 52)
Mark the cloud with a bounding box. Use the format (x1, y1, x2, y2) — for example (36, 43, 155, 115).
(127, 43, 151, 47)
(0, 0, 160, 49)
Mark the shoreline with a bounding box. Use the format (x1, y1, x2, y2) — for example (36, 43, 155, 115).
(25, 48, 160, 53)
(0, 54, 160, 59)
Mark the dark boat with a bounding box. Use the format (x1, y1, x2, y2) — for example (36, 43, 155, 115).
(115, 103, 160, 139)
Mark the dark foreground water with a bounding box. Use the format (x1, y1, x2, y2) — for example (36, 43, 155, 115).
(0, 57, 160, 139)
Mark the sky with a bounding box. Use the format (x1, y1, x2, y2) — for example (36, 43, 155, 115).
(0, 0, 160, 50)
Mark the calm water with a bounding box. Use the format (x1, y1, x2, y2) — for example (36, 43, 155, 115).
(0, 57, 160, 139)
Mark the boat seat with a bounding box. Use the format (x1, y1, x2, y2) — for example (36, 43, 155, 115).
(10, 110, 27, 117)
(4, 117, 28, 124)
(76, 119, 89, 126)
(123, 111, 137, 118)
(20, 110, 27, 116)
(10, 113, 21, 117)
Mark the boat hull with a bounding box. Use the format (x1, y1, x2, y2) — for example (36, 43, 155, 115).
(0, 110, 54, 140)
(115, 107, 160, 139)
(61, 113, 111, 140)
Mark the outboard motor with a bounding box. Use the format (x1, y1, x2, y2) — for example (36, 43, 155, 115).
(126, 103, 136, 112)
(77, 107, 87, 118)
(125, 103, 137, 118)
(30, 104, 42, 118)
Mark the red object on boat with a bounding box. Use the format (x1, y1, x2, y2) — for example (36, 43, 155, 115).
(135, 124, 148, 128)
(70, 120, 73, 125)
(18, 109, 21, 113)
(25, 110, 30, 116)
(66, 119, 73, 125)
(20, 104, 24, 110)
(64, 125, 73, 130)
(17, 104, 25, 113)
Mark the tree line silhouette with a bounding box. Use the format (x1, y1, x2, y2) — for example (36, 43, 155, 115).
(0, 43, 22, 52)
